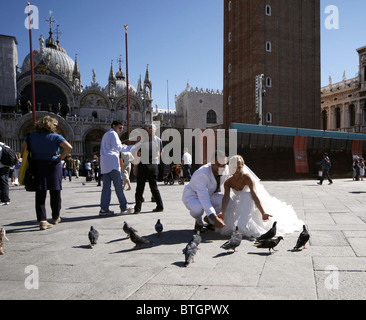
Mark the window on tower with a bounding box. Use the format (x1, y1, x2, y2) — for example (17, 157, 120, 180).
(266, 77, 272, 88)
(266, 41, 272, 52)
(265, 5, 272, 16)
(266, 112, 273, 124)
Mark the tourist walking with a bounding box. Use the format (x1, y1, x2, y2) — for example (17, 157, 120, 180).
(182, 147, 192, 182)
(317, 153, 333, 185)
(65, 155, 76, 182)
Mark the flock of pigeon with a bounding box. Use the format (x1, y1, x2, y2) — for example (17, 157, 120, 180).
(88, 219, 310, 267)
(0, 218, 310, 264)
(220, 221, 310, 255)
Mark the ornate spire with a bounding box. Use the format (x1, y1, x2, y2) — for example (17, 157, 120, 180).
(137, 74, 143, 92)
(144, 64, 151, 85)
(109, 61, 116, 81)
(73, 54, 80, 77)
(144, 64, 152, 99)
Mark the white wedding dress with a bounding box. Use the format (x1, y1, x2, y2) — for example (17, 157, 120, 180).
(216, 166, 303, 238)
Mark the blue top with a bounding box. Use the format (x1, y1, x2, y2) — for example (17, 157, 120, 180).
(25, 132, 67, 161)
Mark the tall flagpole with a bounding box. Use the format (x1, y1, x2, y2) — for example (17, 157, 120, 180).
(27, 2, 36, 126)
(124, 24, 130, 134)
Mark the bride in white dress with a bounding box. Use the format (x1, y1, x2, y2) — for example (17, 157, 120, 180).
(216, 155, 303, 238)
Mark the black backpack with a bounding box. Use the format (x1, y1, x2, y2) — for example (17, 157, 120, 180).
(1, 144, 18, 166)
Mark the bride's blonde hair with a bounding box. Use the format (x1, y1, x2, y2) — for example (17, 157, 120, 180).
(229, 155, 245, 174)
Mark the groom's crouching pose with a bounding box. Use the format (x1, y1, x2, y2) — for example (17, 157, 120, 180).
(182, 152, 230, 231)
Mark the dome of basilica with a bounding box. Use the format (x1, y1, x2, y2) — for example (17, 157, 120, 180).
(115, 79, 137, 95)
(21, 33, 75, 82)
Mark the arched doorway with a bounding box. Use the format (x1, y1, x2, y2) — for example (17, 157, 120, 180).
(84, 129, 106, 158)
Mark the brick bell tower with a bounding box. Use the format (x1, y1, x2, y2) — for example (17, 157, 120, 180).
(223, 0, 321, 130)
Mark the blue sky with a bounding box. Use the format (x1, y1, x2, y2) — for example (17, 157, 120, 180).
(1, 1, 365, 110)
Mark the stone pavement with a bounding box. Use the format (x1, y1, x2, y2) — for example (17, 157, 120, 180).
(1, 177, 366, 301)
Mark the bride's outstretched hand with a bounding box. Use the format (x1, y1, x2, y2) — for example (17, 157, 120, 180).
(262, 213, 273, 222)
(217, 213, 225, 220)
(213, 216, 226, 229)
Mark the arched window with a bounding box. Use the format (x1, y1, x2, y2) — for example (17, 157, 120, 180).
(335, 107, 341, 129)
(266, 112, 272, 124)
(266, 41, 272, 52)
(207, 110, 217, 124)
(322, 110, 328, 130)
(266, 77, 272, 88)
(265, 5, 272, 16)
(349, 104, 356, 126)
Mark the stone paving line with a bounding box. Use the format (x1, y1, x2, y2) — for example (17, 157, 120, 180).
(1, 177, 366, 300)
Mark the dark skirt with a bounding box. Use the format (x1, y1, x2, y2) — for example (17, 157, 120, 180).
(32, 160, 63, 191)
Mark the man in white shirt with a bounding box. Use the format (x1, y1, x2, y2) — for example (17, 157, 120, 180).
(182, 147, 192, 181)
(99, 121, 134, 216)
(182, 151, 230, 231)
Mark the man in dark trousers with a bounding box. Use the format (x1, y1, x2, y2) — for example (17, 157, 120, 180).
(0, 142, 11, 206)
(134, 124, 164, 214)
(317, 153, 333, 185)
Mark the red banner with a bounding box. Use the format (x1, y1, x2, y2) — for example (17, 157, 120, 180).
(294, 136, 309, 173)
(352, 140, 363, 159)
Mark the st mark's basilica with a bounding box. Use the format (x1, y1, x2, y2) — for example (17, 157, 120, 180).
(0, 21, 154, 159)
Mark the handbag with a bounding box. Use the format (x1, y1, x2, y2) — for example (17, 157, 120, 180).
(19, 134, 36, 192)
(24, 164, 36, 192)
(18, 148, 29, 186)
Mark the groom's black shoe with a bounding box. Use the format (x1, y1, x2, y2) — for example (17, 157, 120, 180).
(194, 222, 205, 232)
(203, 216, 215, 230)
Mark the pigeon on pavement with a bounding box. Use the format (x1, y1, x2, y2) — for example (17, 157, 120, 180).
(192, 230, 202, 246)
(256, 236, 283, 254)
(256, 221, 277, 242)
(155, 219, 163, 235)
(293, 225, 310, 251)
(88, 226, 99, 248)
(220, 226, 242, 252)
(183, 240, 198, 267)
(123, 221, 137, 238)
(129, 229, 154, 249)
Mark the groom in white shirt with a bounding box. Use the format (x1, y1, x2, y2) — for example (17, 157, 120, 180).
(99, 121, 134, 216)
(182, 151, 230, 231)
